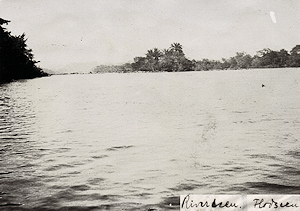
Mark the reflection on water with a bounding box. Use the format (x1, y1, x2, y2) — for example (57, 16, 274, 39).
(0, 68, 300, 210)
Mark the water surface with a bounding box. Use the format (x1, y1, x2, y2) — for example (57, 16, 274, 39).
(1, 68, 300, 210)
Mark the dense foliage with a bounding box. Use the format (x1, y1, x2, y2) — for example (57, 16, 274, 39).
(0, 18, 48, 83)
(131, 43, 194, 72)
(128, 43, 300, 72)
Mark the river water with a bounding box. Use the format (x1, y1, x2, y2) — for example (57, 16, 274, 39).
(0, 68, 300, 210)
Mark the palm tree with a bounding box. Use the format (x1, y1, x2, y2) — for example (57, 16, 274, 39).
(146, 48, 162, 71)
(146, 48, 162, 61)
(162, 48, 172, 56)
(170, 42, 183, 55)
(152, 48, 162, 61)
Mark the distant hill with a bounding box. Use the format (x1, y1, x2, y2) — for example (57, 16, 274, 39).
(92, 65, 124, 73)
(42, 68, 57, 75)
(57, 62, 99, 74)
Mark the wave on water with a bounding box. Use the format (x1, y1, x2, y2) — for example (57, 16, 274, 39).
(1, 70, 300, 210)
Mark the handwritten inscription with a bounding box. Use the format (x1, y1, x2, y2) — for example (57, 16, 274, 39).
(253, 198, 298, 209)
(181, 195, 239, 209)
(180, 195, 300, 210)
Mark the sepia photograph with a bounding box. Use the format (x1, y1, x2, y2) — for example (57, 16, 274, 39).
(1, 0, 300, 210)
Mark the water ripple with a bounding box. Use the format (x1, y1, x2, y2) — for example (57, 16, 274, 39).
(106, 145, 134, 151)
(1, 71, 300, 210)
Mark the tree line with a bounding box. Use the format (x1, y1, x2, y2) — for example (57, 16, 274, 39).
(131, 43, 194, 72)
(118, 43, 300, 73)
(0, 18, 48, 83)
(2, 16, 298, 79)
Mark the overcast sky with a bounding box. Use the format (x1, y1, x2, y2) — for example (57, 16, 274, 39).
(1, 0, 300, 71)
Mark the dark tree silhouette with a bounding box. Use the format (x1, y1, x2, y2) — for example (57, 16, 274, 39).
(170, 42, 184, 55)
(0, 18, 48, 83)
(288, 45, 300, 67)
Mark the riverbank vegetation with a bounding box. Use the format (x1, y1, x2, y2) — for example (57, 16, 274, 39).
(2, 16, 298, 77)
(93, 43, 300, 73)
(0, 18, 48, 83)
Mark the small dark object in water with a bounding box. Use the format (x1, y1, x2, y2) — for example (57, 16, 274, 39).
(262, 84, 265, 87)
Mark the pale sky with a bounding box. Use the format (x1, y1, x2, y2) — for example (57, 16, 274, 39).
(1, 0, 300, 72)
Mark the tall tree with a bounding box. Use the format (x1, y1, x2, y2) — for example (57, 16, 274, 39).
(146, 48, 162, 71)
(234, 52, 252, 69)
(288, 45, 300, 67)
(170, 42, 184, 56)
(0, 18, 47, 82)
